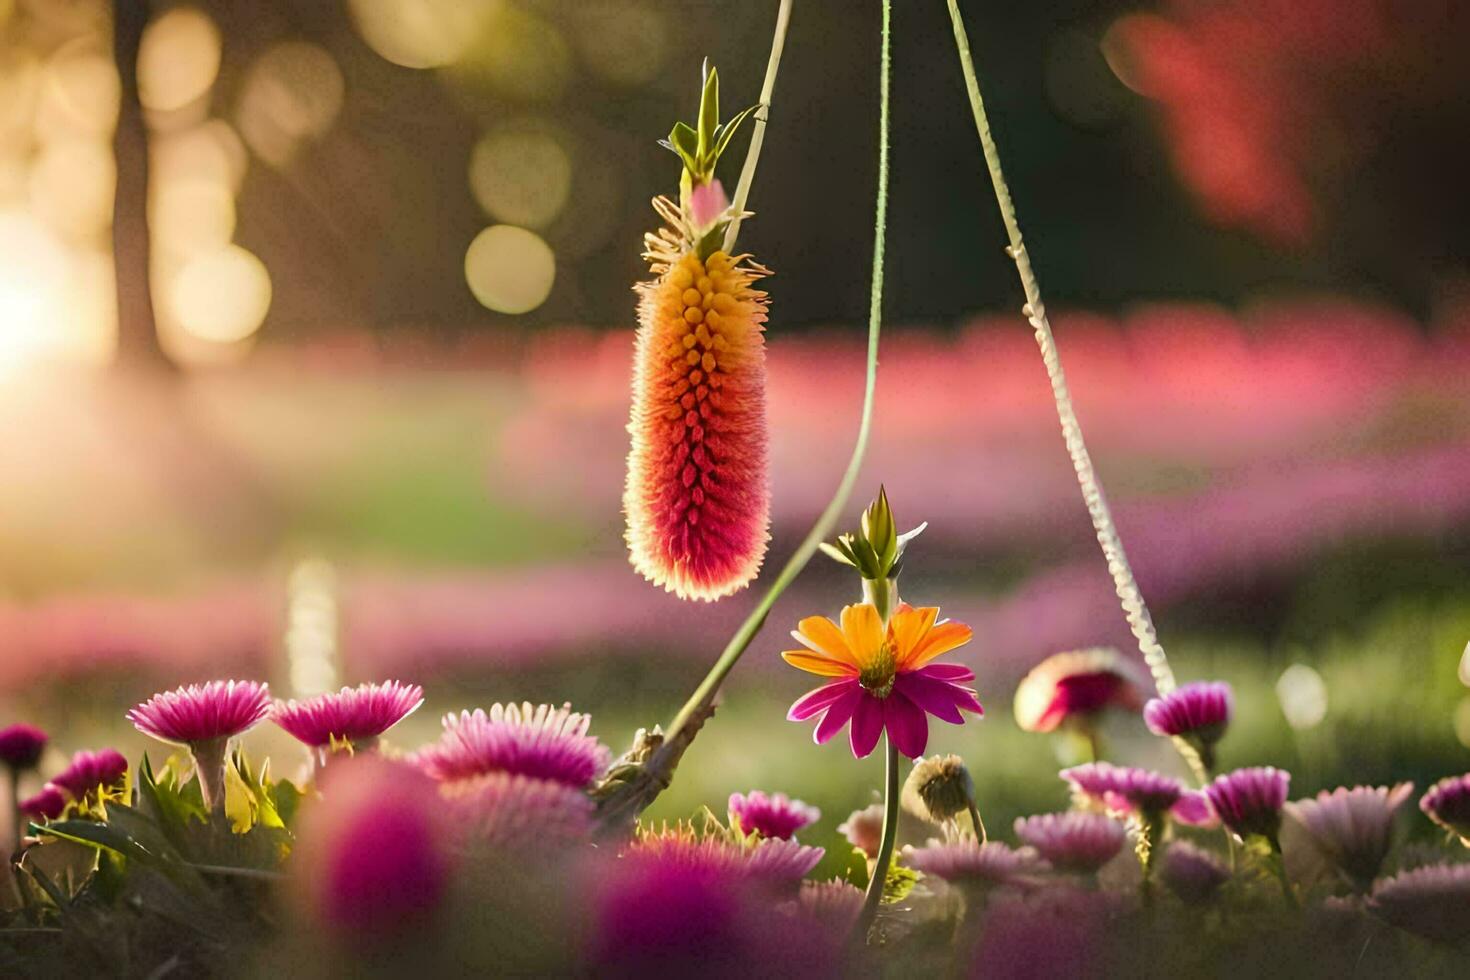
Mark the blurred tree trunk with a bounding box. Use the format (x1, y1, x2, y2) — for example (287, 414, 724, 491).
(112, 0, 172, 371)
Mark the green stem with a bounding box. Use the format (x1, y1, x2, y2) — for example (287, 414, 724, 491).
(663, 0, 891, 747)
(723, 0, 794, 253)
(856, 737, 900, 940)
(943, 0, 1207, 779)
(7, 767, 19, 856)
(966, 799, 987, 845)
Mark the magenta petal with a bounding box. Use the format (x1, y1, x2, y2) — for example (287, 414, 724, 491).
(789, 681, 856, 722)
(849, 694, 884, 758)
(1172, 791, 1217, 827)
(884, 692, 929, 759)
(895, 674, 965, 724)
(915, 663, 975, 683)
(814, 687, 862, 745)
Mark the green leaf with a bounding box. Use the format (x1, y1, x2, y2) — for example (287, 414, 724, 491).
(819, 541, 856, 567)
(35, 820, 156, 865)
(104, 803, 183, 864)
(697, 61, 719, 161)
(135, 754, 206, 853)
(664, 122, 700, 173)
(712, 103, 759, 162)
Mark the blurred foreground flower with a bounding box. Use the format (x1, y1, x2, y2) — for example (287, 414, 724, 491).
(1419, 773, 1470, 846)
(728, 790, 820, 841)
(19, 786, 66, 822)
(441, 771, 594, 849)
(629, 822, 823, 889)
(1368, 863, 1470, 946)
(291, 754, 449, 942)
(127, 679, 271, 811)
(1161, 841, 1230, 905)
(837, 803, 885, 860)
(784, 602, 980, 758)
(624, 65, 769, 602)
(273, 680, 424, 754)
(1285, 783, 1413, 890)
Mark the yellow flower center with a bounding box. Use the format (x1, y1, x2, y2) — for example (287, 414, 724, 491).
(859, 642, 898, 699)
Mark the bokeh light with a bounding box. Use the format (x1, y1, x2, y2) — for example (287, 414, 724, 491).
(150, 178, 235, 255)
(169, 244, 272, 344)
(0, 211, 71, 378)
(152, 119, 249, 192)
(237, 41, 344, 167)
(138, 5, 221, 114)
(573, 0, 667, 87)
(33, 38, 118, 141)
(1276, 663, 1329, 731)
(28, 137, 113, 241)
(469, 124, 572, 229)
(464, 224, 555, 314)
(448, 4, 570, 104)
(286, 557, 341, 698)
(348, 0, 495, 70)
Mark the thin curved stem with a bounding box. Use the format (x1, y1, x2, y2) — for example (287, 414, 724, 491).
(724, 0, 795, 253)
(942, 1, 1201, 778)
(856, 738, 900, 939)
(663, 0, 891, 746)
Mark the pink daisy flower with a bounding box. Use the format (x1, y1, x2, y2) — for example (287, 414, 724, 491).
(127, 679, 272, 745)
(1013, 647, 1146, 734)
(20, 786, 66, 822)
(783, 602, 981, 759)
(1205, 766, 1290, 840)
(1161, 841, 1230, 905)
(1013, 812, 1126, 874)
(900, 840, 1045, 887)
(48, 748, 128, 801)
(1285, 782, 1413, 889)
(728, 790, 820, 841)
(440, 771, 594, 848)
(1060, 762, 1212, 825)
(413, 702, 612, 788)
(273, 680, 424, 749)
(127, 680, 270, 812)
(0, 723, 48, 770)
(1143, 681, 1233, 768)
(1368, 863, 1470, 945)
(1419, 772, 1470, 845)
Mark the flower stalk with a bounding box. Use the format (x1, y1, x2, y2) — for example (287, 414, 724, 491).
(857, 738, 900, 940)
(595, 0, 890, 831)
(942, 0, 1205, 786)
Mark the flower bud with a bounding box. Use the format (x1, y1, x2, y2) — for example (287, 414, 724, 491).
(902, 754, 975, 824)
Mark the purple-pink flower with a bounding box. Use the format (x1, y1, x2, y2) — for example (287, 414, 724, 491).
(1205, 766, 1290, 839)
(48, 748, 128, 801)
(1285, 782, 1413, 888)
(1368, 863, 1470, 945)
(1161, 841, 1230, 905)
(1143, 681, 1233, 766)
(1419, 772, 1470, 844)
(0, 723, 48, 770)
(1013, 648, 1146, 734)
(440, 771, 594, 848)
(1060, 762, 1206, 823)
(783, 603, 981, 759)
(273, 680, 424, 748)
(901, 840, 1045, 887)
(414, 703, 611, 788)
(127, 679, 272, 746)
(19, 786, 66, 821)
(1013, 811, 1126, 874)
(795, 880, 865, 931)
(728, 791, 820, 841)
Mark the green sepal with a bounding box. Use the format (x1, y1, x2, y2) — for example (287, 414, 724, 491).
(882, 864, 920, 905)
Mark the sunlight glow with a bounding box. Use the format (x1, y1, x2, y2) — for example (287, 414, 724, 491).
(1276, 663, 1328, 731)
(138, 6, 221, 113)
(348, 0, 497, 70)
(469, 125, 572, 229)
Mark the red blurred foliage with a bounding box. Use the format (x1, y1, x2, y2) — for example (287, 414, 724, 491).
(1108, 0, 1469, 245)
